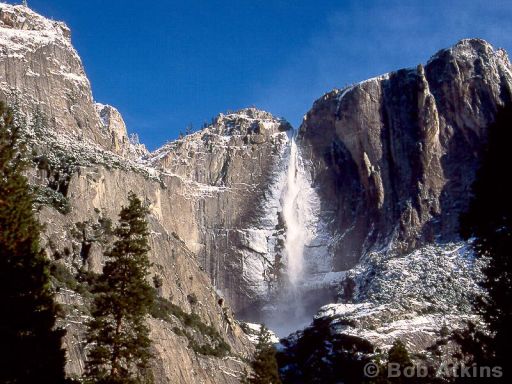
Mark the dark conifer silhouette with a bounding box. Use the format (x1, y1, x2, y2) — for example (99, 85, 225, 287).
(387, 340, 412, 369)
(457, 103, 512, 381)
(0, 101, 67, 383)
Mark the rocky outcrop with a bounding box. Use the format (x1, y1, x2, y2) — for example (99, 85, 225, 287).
(0, 6, 297, 379)
(0, 3, 131, 155)
(0, 4, 291, 371)
(28, 128, 257, 382)
(95, 103, 148, 159)
(298, 38, 512, 270)
(277, 241, 484, 382)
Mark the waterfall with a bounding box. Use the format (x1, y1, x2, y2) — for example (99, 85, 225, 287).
(282, 136, 305, 287)
(263, 132, 332, 337)
(263, 134, 310, 336)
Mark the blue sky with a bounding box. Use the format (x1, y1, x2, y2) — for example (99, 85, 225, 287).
(19, 0, 512, 150)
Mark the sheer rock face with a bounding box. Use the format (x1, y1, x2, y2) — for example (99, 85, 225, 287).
(0, 3, 130, 155)
(298, 39, 512, 270)
(32, 158, 256, 383)
(147, 108, 292, 315)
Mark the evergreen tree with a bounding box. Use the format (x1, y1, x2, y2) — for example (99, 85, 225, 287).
(85, 192, 154, 384)
(0, 101, 67, 383)
(457, 103, 512, 380)
(387, 340, 412, 370)
(244, 325, 282, 384)
(371, 340, 415, 384)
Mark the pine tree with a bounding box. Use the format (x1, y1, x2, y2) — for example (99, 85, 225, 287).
(457, 103, 512, 380)
(244, 325, 282, 384)
(185, 123, 193, 135)
(387, 340, 412, 369)
(0, 101, 67, 383)
(371, 340, 414, 384)
(85, 192, 154, 384)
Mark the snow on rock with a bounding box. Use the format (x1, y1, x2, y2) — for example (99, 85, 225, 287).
(0, 3, 134, 156)
(315, 303, 375, 319)
(24, 111, 162, 183)
(94, 103, 149, 159)
(290, 242, 484, 354)
(144, 107, 293, 312)
(348, 242, 483, 313)
(238, 229, 269, 254)
(146, 107, 290, 176)
(0, 3, 72, 52)
(241, 322, 280, 345)
(298, 38, 512, 275)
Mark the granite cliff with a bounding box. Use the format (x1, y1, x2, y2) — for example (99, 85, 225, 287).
(298, 38, 512, 269)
